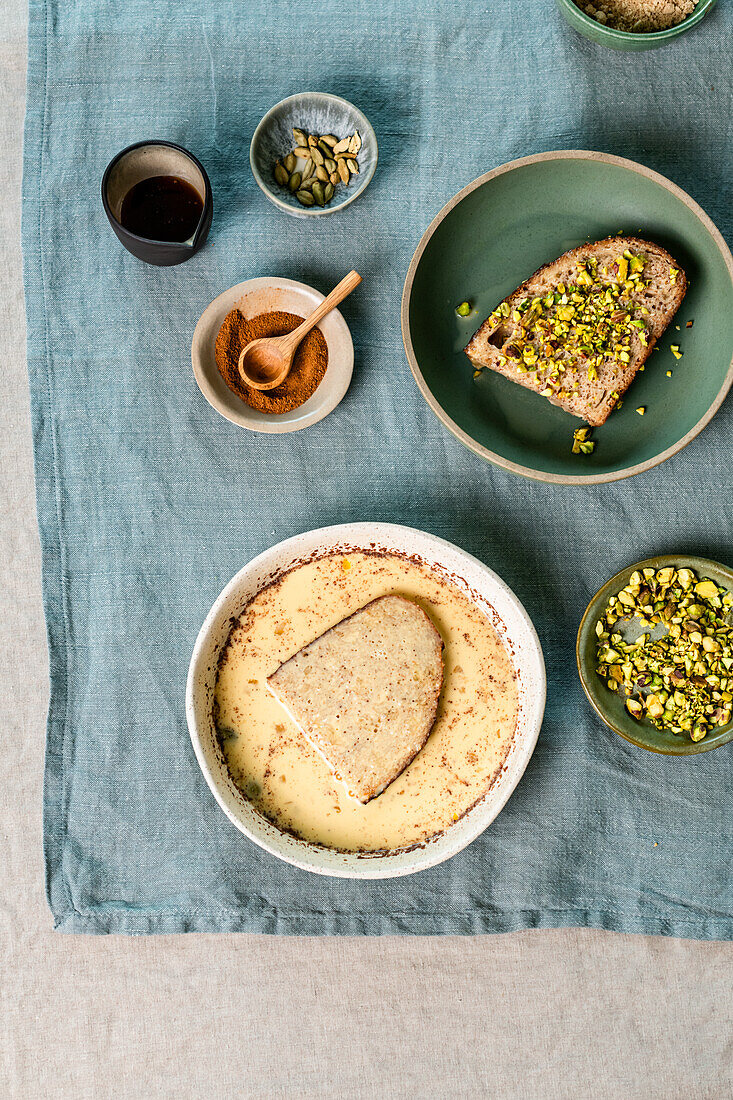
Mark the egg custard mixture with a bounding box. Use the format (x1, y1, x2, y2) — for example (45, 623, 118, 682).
(214, 551, 519, 852)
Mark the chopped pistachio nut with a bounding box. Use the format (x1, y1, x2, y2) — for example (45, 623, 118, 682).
(686, 320, 694, 328)
(482, 252, 650, 400)
(456, 301, 472, 317)
(572, 426, 595, 455)
(636, 406, 646, 415)
(669, 267, 679, 284)
(666, 371, 672, 377)
(595, 567, 733, 741)
(671, 345, 683, 359)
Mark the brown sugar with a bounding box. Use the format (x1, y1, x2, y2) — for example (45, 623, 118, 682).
(215, 309, 328, 414)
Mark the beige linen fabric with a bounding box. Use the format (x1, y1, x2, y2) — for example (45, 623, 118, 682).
(1, 4, 731, 1097)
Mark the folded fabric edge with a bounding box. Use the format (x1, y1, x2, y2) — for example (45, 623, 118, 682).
(21, 0, 72, 927)
(52, 907, 733, 941)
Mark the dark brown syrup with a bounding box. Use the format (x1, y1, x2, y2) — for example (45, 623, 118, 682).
(119, 175, 203, 242)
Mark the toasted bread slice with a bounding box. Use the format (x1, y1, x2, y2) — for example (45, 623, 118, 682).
(267, 595, 444, 804)
(465, 237, 687, 426)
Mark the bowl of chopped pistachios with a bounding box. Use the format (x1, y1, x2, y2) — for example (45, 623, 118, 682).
(250, 92, 377, 217)
(577, 556, 733, 754)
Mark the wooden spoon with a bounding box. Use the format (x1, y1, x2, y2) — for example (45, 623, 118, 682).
(238, 270, 362, 391)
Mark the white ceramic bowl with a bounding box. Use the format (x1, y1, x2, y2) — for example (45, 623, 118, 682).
(186, 523, 546, 878)
(191, 277, 354, 433)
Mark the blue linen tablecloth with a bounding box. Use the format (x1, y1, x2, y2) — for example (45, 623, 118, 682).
(23, 0, 733, 935)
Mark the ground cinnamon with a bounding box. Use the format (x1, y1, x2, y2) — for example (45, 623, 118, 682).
(215, 309, 328, 414)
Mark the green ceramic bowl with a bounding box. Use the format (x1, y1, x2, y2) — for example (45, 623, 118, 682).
(401, 151, 733, 484)
(555, 0, 717, 51)
(577, 555, 733, 755)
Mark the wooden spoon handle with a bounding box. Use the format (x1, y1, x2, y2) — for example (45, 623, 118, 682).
(281, 270, 362, 351)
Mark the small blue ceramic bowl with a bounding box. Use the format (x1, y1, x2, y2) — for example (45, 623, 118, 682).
(250, 92, 378, 218)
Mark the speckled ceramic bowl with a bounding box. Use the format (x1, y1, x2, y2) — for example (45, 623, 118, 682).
(250, 92, 377, 218)
(556, 0, 717, 51)
(186, 523, 546, 878)
(577, 555, 733, 754)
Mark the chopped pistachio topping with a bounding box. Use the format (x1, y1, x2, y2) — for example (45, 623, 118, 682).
(484, 252, 650, 403)
(572, 426, 595, 455)
(686, 320, 694, 328)
(636, 406, 646, 415)
(456, 300, 472, 317)
(595, 567, 733, 742)
(671, 345, 683, 359)
(669, 267, 679, 284)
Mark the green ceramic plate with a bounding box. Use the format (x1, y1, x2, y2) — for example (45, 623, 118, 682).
(577, 555, 733, 755)
(401, 151, 733, 484)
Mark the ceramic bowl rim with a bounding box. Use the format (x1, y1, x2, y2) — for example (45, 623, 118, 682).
(185, 522, 547, 878)
(576, 554, 733, 755)
(101, 138, 212, 247)
(400, 149, 733, 485)
(190, 276, 354, 434)
(555, 0, 717, 44)
(249, 92, 378, 218)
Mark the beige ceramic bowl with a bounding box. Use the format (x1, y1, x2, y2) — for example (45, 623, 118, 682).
(191, 277, 354, 433)
(186, 522, 546, 878)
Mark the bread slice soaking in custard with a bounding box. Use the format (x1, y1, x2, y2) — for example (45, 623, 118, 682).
(465, 237, 687, 426)
(267, 595, 444, 804)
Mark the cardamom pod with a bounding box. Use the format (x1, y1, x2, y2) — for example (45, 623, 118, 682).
(283, 153, 296, 173)
(292, 128, 307, 146)
(324, 157, 336, 174)
(301, 159, 315, 181)
(320, 134, 337, 146)
(330, 171, 339, 186)
(274, 163, 288, 186)
(311, 146, 324, 166)
(347, 159, 359, 175)
(337, 159, 350, 184)
(307, 134, 318, 147)
(324, 181, 335, 202)
(349, 131, 361, 154)
(315, 165, 329, 182)
(332, 137, 350, 155)
(296, 190, 315, 206)
(288, 171, 302, 192)
(293, 146, 311, 159)
(298, 177, 314, 191)
(312, 181, 326, 207)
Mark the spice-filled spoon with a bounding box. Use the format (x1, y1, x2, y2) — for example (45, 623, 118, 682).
(238, 270, 362, 391)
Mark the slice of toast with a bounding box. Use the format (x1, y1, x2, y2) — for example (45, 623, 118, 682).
(267, 595, 444, 804)
(465, 237, 687, 426)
